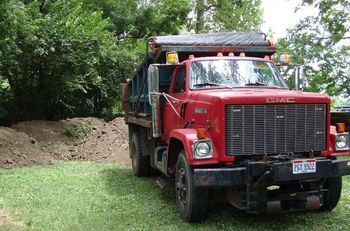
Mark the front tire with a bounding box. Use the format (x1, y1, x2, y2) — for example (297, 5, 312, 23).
(175, 151, 208, 222)
(320, 176, 342, 211)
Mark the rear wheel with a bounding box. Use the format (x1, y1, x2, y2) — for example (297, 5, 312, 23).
(130, 132, 151, 177)
(175, 151, 208, 222)
(320, 176, 342, 211)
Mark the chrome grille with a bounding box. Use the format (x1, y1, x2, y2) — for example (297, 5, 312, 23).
(225, 104, 327, 155)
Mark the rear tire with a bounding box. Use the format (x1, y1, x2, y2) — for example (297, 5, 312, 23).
(320, 176, 342, 211)
(130, 131, 151, 177)
(175, 151, 208, 222)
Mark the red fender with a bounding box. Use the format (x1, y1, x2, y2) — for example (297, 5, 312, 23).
(167, 129, 221, 175)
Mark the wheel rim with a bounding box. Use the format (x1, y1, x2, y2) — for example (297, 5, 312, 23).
(131, 143, 137, 171)
(176, 167, 187, 207)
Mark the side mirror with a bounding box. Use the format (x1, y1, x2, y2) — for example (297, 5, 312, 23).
(148, 65, 162, 138)
(294, 66, 305, 91)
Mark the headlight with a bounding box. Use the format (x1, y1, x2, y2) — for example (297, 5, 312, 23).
(336, 133, 350, 151)
(193, 140, 213, 159)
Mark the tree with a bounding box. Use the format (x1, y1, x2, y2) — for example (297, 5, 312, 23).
(0, 0, 130, 121)
(1, 0, 265, 123)
(278, 0, 350, 98)
(78, 0, 191, 39)
(0, 0, 35, 122)
(188, 0, 263, 33)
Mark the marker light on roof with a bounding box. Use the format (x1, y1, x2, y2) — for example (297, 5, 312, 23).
(278, 54, 291, 64)
(239, 52, 245, 57)
(166, 51, 179, 64)
(217, 52, 223, 57)
(228, 52, 234, 57)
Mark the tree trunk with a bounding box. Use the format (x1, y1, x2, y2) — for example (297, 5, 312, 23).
(195, 0, 205, 33)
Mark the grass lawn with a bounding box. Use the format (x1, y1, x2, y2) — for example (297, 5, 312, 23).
(1, 162, 350, 231)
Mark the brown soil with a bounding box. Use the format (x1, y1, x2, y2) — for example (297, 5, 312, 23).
(0, 208, 24, 229)
(0, 209, 7, 223)
(0, 117, 130, 168)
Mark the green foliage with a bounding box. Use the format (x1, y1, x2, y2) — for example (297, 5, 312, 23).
(0, 78, 13, 122)
(277, 0, 350, 97)
(213, 0, 263, 32)
(81, 0, 191, 39)
(0, 0, 133, 121)
(0, 0, 263, 123)
(80, 120, 93, 137)
(63, 125, 80, 139)
(189, 0, 263, 33)
(101, 100, 123, 121)
(63, 120, 93, 139)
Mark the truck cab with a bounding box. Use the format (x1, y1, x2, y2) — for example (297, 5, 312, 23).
(122, 32, 350, 222)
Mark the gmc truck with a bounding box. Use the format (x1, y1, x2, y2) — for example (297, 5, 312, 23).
(121, 32, 350, 222)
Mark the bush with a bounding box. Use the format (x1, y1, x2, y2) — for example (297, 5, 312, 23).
(0, 0, 134, 123)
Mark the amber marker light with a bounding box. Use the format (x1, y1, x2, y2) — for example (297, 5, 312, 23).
(279, 54, 291, 63)
(336, 123, 346, 133)
(166, 51, 179, 64)
(196, 128, 207, 139)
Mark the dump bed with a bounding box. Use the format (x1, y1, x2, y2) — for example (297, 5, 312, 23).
(149, 32, 275, 63)
(122, 32, 276, 127)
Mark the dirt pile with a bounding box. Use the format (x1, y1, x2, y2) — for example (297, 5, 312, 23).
(73, 118, 130, 164)
(0, 117, 130, 168)
(0, 127, 53, 168)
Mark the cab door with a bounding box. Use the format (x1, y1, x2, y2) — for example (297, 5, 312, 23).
(163, 65, 188, 142)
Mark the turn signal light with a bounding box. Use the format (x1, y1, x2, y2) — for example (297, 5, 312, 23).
(196, 128, 207, 139)
(336, 123, 346, 133)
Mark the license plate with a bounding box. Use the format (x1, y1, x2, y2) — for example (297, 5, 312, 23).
(292, 159, 316, 174)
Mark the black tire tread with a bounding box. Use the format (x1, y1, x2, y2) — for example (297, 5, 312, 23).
(176, 152, 208, 222)
(131, 132, 151, 177)
(320, 176, 342, 211)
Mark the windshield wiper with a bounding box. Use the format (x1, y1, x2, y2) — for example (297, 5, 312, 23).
(245, 82, 268, 86)
(193, 82, 233, 89)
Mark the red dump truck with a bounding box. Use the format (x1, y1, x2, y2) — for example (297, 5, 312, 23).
(121, 32, 350, 222)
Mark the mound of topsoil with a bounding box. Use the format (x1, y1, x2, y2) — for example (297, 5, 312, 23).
(0, 117, 130, 168)
(0, 127, 53, 168)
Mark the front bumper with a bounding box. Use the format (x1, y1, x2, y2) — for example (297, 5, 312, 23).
(193, 158, 350, 187)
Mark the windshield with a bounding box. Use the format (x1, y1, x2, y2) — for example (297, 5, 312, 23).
(190, 60, 287, 89)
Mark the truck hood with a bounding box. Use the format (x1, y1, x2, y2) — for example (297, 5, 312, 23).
(191, 88, 330, 105)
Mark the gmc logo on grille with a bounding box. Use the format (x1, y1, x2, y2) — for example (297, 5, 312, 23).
(266, 98, 296, 103)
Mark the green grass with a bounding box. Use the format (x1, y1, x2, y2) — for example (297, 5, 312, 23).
(1, 162, 350, 231)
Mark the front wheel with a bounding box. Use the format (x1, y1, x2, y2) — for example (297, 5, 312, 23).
(320, 176, 342, 211)
(175, 151, 208, 222)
